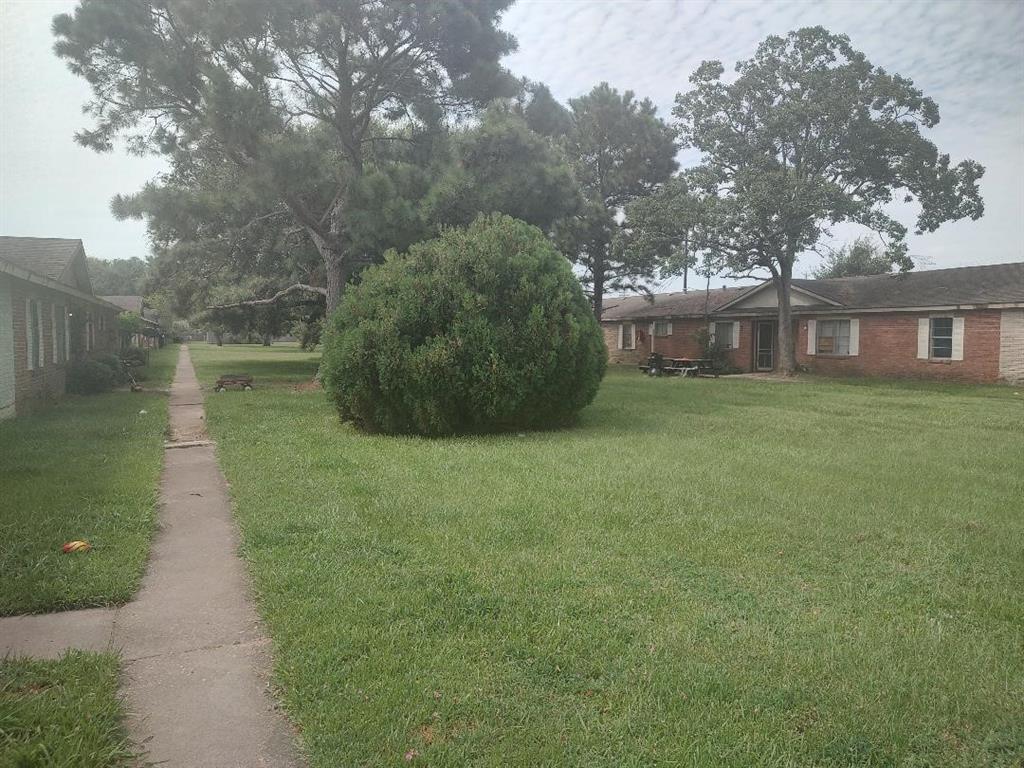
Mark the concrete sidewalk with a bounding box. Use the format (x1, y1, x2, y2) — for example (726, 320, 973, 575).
(0, 346, 303, 767)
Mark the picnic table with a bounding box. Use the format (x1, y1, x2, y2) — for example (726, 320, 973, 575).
(638, 354, 716, 377)
(214, 373, 254, 392)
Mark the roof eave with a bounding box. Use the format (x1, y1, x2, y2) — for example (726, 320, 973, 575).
(0, 258, 122, 311)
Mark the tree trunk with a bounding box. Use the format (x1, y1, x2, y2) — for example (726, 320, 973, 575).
(215, 332, 223, 346)
(592, 261, 605, 322)
(774, 262, 796, 375)
(262, 334, 271, 346)
(325, 257, 347, 319)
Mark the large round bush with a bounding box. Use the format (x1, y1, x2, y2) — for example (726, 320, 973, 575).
(322, 214, 607, 436)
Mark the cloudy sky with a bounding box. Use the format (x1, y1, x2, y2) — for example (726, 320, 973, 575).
(1, 0, 1021, 289)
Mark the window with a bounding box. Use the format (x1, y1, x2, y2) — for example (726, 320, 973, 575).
(653, 320, 672, 337)
(620, 322, 635, 350)
(930, 317, 953, 359)
(55, 305, 67, 363)
(714, 321, 734, 349)
(27, 299, 42, 369)
(817, 319, 851, 355)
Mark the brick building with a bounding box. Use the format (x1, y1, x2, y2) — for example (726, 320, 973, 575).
(602, 262, 1024, 384)
(0, 237, 122, 419)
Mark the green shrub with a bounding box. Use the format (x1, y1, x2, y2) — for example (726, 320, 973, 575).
(66, 360, 116, 394)
(321, 214, 607, 436)
(119, 347, 149, 368)
(90, 353, 127, 385)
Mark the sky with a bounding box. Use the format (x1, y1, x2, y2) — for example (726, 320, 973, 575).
(1, 0, 1022, 291)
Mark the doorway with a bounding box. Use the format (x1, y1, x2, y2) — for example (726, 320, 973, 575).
(755, 320, 776, 371)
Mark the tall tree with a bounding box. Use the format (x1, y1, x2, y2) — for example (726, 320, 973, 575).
(87, 256, 151, 295)
(620, 175, 701, 291)
(421, 107, 581, 232)
(560, 83, 678, 318)
(674, 27, 984, 373)
(811, 236, 902, 279)
(54, 0, 518, 316)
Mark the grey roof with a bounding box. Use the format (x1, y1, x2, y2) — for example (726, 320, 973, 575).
(789, 262, 1024, 309)
(602, 262, 1024, 320)
(0, 236, 85, 282)
(101, 295, 144, 313)
(601, 287, 749, 320)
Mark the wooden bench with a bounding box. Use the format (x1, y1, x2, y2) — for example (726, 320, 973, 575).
(214, 374, 254, 392)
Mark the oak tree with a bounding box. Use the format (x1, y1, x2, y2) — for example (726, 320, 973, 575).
(674, 27, 984, 372)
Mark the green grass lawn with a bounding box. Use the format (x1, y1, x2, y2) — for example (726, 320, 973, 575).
(0, 346, 177, 615)
(0, 652, 134, 767)
(191, 344, 1024, 767)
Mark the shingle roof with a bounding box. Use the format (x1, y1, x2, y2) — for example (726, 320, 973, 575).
(101, 295, 144, 313)
(790, 262, 1024, 309)
(601, 287, 750, 320)
(602, 262, 1024, 321)
(0, 236, 84, 282)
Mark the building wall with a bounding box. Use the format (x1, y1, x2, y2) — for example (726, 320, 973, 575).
(999, 309, 1024, 384)
(0, 276, 15, 420)
(795, 310, 1004, 383)
(602, 318, 754, 372)
(7, 275, 120, 415)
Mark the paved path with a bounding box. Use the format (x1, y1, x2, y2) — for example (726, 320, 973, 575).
(0, 346, 303, 767)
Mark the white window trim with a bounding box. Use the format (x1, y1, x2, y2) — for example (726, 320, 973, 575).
(64, 308, 70, 361)
(653, 320, 673, 337)
(619, 322, 635, 351)
(813, 317, 858, 357)
(924, 315, 963, 361)
(711, 320, 736, 349)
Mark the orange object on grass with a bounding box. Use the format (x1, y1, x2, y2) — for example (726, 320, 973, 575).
(61, 540, 91, 554)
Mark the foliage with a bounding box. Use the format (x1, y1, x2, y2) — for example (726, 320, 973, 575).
(66, 359, 117, 394)
(190, 344, 1024, 768)
(674, 27, 984, 372)
(558, 83, 678, 316)
(812, 236, 903, 279)
(119, 346, 149, 368)
(693, 326, 736, 374)
(55, 0, 520, 315)
(87, 256, 150, 295)
(321, 215, 607, 436)
(621, 175, 702, 290)
(294, 317, 323, 351)
(422, 108, 581, 233)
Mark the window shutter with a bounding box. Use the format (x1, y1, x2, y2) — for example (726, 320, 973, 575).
(917, 318, 929, 359)
(25, 299, 32, 370)
(806, 319, 816, 355)
(64, 309, 70, 361)
(51, 305, 57, 363)
(666, 321, 673, 336)
(709, 321, 716, 341)
(849, 318, 860, 356)
(732, 322, 739, 349)
(617, 324, 624, 350)
(37, 305, 44, 368)
(952, 317, 965, 360)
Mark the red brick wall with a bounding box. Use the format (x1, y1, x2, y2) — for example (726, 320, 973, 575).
(795, 310, 1003, 383)
(602, 318, 755, 372)
(9, 277, 119, 414)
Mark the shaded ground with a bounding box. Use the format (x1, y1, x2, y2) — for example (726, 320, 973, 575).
(195, 345, 1024, 766)
(0, 345, 178, 615)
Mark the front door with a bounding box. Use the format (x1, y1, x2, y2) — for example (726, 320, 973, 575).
(755, 320, 776, 371)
